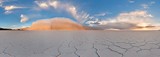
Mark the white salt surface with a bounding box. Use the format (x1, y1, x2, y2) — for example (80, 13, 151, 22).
(0, 31, 160, 57)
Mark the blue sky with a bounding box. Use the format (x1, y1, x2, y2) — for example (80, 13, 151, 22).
(0, 0, 160, 28)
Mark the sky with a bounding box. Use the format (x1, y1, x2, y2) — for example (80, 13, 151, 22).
(0, 0, 160, 29)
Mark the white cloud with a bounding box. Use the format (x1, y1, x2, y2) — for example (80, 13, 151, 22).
(101, 10, 155, 26)
(20, 14, 29, 23)
(141, 4, 149, 9)
(4, 10, 12, 14)
(86, 10, 160, 30)
(5, 5, 16, 11)
(0, 0, 28, 14)
(49, 1, 58, 9)
(0, 0, 18, 7)
(141, 1, 155, 9)
(150, 1, 155, 4)
(35, 0, 90, 24)
(128, 0, 135, 3)
(35, 1, 49, 9)
(4, 5, 26, 11)
(2, 5, 27, 14)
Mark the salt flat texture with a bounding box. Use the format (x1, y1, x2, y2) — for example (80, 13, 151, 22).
(0, 31, 160, 57)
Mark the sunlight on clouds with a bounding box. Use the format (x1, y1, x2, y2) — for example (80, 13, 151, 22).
(3, 5, 27, 14)
(4, 5, 25, 11)
(48, 0, 90, 23)
(35, 0, 90, 24)
(20, 14, 29, 23)
(0, 0, 28, 14)
(87, 10, 160, 30)
(49, 1, 58, 9)
(5, 5, 16, 11)
(35, 1, 49, 9)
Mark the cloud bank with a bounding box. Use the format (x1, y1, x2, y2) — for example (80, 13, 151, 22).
(23, 18, 85, 30)
(86, 10, 160, 30)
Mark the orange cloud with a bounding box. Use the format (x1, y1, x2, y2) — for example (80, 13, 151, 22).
(23, 18, 86, 30)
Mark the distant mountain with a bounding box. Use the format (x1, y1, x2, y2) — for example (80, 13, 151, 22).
(0, 28, 12, 30)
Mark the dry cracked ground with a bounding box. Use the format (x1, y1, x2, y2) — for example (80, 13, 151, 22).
(0, 31, 160, 57)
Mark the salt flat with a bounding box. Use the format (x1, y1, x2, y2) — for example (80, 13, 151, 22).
(0, 31, 160, 57)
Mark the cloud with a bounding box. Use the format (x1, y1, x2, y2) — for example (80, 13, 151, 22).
(20, 14, 29, 23)
(4, 5, 26, 11)
(141, 4, 149, 9)
(2, 5, 27, 14)
(0, 0, 27, 14)
(94, 13, 106, 17)
(128, 0, 135, 3)
(0, 0, 18, 6)
(35, 1, 49, 9)
(35, 0, 89, 23)
(23, 17, 86, 30)
(0, 0, 4, 6)
(86, 10, 160, 30)
(141, 1, 155, 9)
(97, 22, 137, 30)
(150, 1, 155, 4)
(0, 0, 2, 6)
(4, 10, 12, 14)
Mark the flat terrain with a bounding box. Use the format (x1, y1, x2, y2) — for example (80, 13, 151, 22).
(0, 31, 160, 57)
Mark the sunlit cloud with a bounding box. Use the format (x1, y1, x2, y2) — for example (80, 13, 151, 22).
(49, 1, 58, 9)
(2, 5, 27, 14)
(35, 0, 90, 24)
(86, 10, 160, 30)
(23, 17, 86, 30)
(4, 5, 26, 11)
(20, 14, 29, 23)
(35, 1, 49, 9)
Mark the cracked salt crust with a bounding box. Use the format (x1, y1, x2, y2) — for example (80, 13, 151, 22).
(0, 31, 160, 57)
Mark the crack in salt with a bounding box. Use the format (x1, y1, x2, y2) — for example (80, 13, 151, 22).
(74, 46, 80, 57)
(93, 43, 100, 57)
(108, 46, 124, 57)
(56, 42, 64, 57)
(2, 47, 15, 57)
